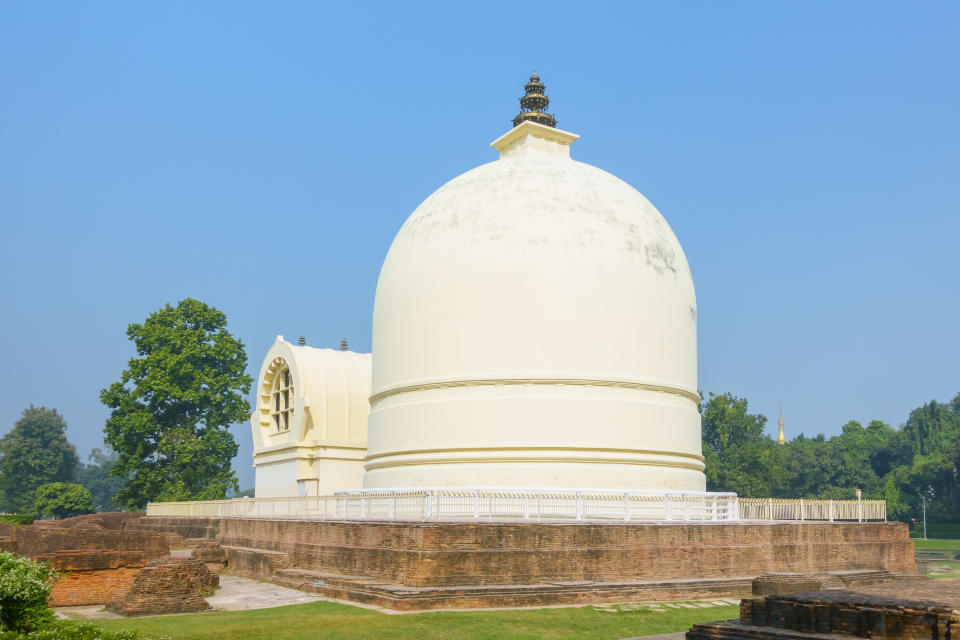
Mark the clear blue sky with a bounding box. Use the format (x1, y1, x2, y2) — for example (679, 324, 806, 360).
(1, 2, 957, 490)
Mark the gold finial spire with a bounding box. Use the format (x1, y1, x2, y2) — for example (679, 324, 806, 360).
(777, 406, 786, 445)
(513, 72, 557, 128)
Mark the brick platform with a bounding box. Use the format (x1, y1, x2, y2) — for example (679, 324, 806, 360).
(136, 517, 917, 610)
(688, 590, 960, 640)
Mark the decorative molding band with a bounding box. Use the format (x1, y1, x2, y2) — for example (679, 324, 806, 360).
(254, 441, 368, 456)
(364, 445, 705, 464)
(363, 452, 706, 473)
(370, 378, 700, 405)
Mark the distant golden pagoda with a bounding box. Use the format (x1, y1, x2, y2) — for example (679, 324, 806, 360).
(513, 73, 557, 128)
(777, 407, 786, 445)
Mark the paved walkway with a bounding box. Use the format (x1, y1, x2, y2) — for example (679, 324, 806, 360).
(56, 575, 325, 620)
(209, 575, 324, 610)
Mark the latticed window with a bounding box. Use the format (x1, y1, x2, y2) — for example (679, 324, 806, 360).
(271, 368, 293, 431)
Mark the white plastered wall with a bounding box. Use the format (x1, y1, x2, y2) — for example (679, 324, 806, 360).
(365, 122, 704, 491)
(251, 337, 371, 497)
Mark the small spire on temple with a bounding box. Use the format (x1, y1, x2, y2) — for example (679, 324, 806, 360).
(513, 72, 557, 128)
(340, 338, 348, 351)
(777, 406, 786, 445)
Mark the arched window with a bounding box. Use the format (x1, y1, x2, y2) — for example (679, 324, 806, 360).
(271, 368, 294, 431)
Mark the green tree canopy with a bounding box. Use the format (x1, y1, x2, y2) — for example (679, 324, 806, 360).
(699, 392, 783, 497)
(101, 298, 252, 510)
(33, 482, 95, 519)
(701, 392, 768, 457)
(77, 448, 127, 512)
(0, 406, 79, 514)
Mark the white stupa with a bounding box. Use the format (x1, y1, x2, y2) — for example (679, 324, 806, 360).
(364, 74, 704, 492)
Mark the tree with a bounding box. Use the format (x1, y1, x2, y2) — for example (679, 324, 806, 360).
(701, 392, 768, 456)
(699, 392, 782, 496)
(0, 551, 56, 632)
(101, 298, 252, 509)
(78, 448, 127, 512)
(0, 407, 79, 514)
(33, 482, 95, 519)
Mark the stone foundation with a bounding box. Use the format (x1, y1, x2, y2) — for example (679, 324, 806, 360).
(136, 517, 917, 610)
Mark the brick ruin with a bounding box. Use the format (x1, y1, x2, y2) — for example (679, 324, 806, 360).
(107, 557, 218, 616)
(688, 590, 959, 640)
(0, 513, 220, 614)
(0, 513, 170, 607)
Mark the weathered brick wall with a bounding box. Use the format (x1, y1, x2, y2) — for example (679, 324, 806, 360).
(132, 517, 221, 540)
(37, 550, 147, 571)
(49, 567, 144, 607)
(107, 558, 216, 616)
(142, 517, 916, 589)
(13, 527, 169, 559)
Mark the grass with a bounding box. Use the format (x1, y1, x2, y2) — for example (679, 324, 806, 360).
(92, 600, 739, 640)
(927, 561, 960, 579)
(914, 538, 960, 550)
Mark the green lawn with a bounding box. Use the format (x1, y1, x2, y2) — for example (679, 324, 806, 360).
(914, 538, 960, 550)
(92, 600, 739, 640)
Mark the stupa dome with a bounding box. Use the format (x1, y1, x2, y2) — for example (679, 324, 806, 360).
(365, 118, 704, 491)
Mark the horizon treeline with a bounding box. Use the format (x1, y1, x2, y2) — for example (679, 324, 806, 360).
(701, 391, 960, 521)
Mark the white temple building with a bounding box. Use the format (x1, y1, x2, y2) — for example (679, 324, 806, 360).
(253, 74, 704, 497)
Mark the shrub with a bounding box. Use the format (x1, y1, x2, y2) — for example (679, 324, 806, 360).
(33, 483, 94, 519)
(0, 515, 33, 526)
(0, 552, 57, 632)
(0, 620, 165, 640)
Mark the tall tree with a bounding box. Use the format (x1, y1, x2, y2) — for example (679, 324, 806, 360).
(699, 392, 783, 496)
(701, 392, 768, 456)
(0, 407, 79, 514)
(100, 298, 252, 510)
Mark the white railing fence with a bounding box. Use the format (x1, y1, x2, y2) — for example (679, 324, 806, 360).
(145, 489, 886, 523)
(738, 497, 885, 522)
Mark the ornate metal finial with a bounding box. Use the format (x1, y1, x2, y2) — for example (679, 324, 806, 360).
(513, 72, 557, 128)
(340, 338, 348, 351)
(298, 334, 306, 346)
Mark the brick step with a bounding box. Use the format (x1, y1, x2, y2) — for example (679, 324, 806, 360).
(688, 621, 861, 640)
(221, 545, 292, 578)
(836, 569, 897, 583)
(264, 570, 754, 610)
